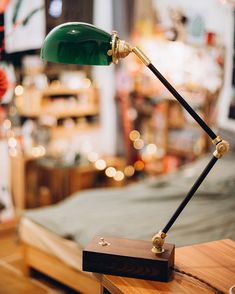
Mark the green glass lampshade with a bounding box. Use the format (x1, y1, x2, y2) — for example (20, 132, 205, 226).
(41, 22, 112, 65)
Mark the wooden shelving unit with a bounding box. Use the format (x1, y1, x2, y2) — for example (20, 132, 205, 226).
(10, 84, 103, 214)
(15, 85, 100, 139)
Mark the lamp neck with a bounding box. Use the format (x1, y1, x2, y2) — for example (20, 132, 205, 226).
(108, 32, 132, 64)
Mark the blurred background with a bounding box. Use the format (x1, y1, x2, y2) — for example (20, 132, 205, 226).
(0, 0, 234, 292)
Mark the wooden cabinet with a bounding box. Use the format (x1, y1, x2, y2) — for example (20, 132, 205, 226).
(11, 154, 126, 215)
(11, 84, 102, 214)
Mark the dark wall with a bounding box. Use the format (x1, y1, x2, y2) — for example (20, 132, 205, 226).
(46, 0, 93, 34)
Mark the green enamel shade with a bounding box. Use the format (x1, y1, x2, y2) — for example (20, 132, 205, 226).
(41, 22, 112, 65)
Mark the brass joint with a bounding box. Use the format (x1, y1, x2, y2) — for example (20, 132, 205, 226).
(151, 230, 166, 254)
(132, 47, 151, 66)
(108, 31, 132, 64)
(213, 139, 230, 159)
(212, 136, 222, 145)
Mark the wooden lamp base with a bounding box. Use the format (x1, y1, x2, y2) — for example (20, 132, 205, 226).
(83, 236, 175, 282)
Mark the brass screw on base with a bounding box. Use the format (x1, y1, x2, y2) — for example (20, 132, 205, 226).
(98, 237, 110, 246)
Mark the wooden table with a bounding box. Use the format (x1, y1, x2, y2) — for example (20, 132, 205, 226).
(98, 239, 235, 294)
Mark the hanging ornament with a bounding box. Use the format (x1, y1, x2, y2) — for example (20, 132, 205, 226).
(0, 68, 8, 100)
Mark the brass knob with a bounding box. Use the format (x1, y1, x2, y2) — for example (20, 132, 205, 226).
(98, 237, 110, 246)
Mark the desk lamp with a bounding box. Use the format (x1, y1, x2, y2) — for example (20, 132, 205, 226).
(41, 22, 229, 282)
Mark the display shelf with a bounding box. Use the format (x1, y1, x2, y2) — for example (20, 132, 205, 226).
(16, 85, 99, 119)
(42, 87, 83, 96)
(17, 105, 99, 119)
(11, 83, 103, 213)
(51, 124, 100, 140)
(14, 84, 100, 141)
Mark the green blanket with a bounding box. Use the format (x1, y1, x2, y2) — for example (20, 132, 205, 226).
(23, 154, 235, 248)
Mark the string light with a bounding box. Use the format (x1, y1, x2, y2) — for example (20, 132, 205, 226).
(129, 130, 140, 141)
(31, 145, 46, 157)
(49, 0, 62, 18)
(146, 143, 157, 155)
(124, 165, 135, 177)
(95, 159, 107, 170)
(8, 137, 17, 148)
(14, 85, 24, 96)
(3, 119, 11, 131)
(134, 160, 145, 171)
(105, 167, 117, 177)
(114, 171, 125, 181)
(133, 138, 144, 150)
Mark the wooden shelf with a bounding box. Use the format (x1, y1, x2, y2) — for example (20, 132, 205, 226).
(18, 105, 99, 119)
(52, 124, 100, 139)
(12, 84, 102, 213)
(42, 87, 82, 96)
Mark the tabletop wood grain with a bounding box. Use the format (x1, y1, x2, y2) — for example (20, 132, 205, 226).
(99, 239, 235, 294)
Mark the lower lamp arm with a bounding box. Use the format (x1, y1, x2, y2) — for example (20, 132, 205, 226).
(152, 135, 229, 253)
(152, 155, 218, 253)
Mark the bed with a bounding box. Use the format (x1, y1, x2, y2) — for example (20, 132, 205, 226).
(19, 153, 235, 293)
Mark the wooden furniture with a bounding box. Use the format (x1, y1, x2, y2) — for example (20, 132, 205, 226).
(22, 239, 235, 294)
(0, 259, 47, 294)
(11, 153, 126, 215)
(83, 236, 175, 282)
(22, 242, 101, 294)
(98, 239, 235, 294)
(15, 86, 100, 140)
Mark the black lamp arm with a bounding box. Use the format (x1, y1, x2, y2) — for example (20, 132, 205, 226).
(162, 155, 218, 234)
(131, 46, 217, 140)
(151, 155, 218, 254)
(148, 63, 217, 139)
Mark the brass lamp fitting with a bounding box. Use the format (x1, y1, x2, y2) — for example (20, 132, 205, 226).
(212, 136, 222, 145)
(151, 230, 167, 254)
(212, 136, 230, 159)
(108, 31, 132, 64)
(108, 32, 151, 65)
(213, 139, 230, 159)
